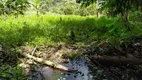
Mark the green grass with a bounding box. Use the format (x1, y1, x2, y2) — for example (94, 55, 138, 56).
(0, 15, 142, 57)
(1, 15, 139, 47)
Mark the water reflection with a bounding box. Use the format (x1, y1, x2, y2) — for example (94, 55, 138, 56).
(32, 57, 93, 80)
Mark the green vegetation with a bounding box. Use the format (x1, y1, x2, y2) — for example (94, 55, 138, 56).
(0, 65, 26, 80)
(0, 14, 142, 79)
(1, 15, 140, 47)
(0, 0, 142, 80)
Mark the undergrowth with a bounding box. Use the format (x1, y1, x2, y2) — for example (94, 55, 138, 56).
(0, 15, 141, 47)
(0, 65, 27, 80)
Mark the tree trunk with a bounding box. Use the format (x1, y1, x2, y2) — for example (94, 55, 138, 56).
(140, 5, 142, 19)
(90, 55, 142, 67)
(121, 12, 129, 22)
(96, 11, 99, 17)
(3, 5, 7, 20)
(35, 5, 39, 16)
(121, 11, 130, 31)
(37, 10, 39, 16)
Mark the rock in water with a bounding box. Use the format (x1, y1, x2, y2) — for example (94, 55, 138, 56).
(41, 67, 53, 80)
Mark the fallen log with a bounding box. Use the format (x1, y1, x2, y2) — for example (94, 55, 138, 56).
(21, 52, 74, 71)
(91, 55, 142, 66)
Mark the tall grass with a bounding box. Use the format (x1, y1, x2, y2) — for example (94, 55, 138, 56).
(0, 15, 141, 47)
(0, 14, 142, 80)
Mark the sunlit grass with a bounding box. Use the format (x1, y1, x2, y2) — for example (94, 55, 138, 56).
(0, 15, 141, 47)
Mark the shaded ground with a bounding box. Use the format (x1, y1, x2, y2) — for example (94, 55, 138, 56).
(84, 37, 142, 80)
(19, 37, 142, 80)
(1, 37, 142, 80)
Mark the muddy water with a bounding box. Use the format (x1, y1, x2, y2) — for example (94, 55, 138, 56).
(32, 57, 93, 80)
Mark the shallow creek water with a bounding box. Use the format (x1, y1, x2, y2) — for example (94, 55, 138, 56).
(32, 57, 93, 80)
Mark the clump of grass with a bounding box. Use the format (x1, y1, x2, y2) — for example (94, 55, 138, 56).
(62, 52, 82, 60)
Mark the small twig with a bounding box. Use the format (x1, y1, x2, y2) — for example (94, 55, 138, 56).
(28, 46, 37, 63)
(31, 46, 37, 56)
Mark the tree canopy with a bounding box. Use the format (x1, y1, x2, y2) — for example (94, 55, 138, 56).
(79, 0, 142, 18)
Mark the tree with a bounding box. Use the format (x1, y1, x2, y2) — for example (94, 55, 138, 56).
(29, 0, 52, 16)
(0, 0, 29, 18)
(79, 0, 142, 21)
(0, 0, 9, 19)
(11, 0, 29, 17)
(49, 0, 79, 15)
(49, 0, 97, 16)
(77, 0, 104, 17)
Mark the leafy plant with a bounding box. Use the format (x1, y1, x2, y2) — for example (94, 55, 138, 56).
(0, 65, 27, 80)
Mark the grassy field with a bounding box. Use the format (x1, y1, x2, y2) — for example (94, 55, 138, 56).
(1, 15, 140, 47)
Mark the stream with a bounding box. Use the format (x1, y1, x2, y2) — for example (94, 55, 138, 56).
(31, 57, 93, 80)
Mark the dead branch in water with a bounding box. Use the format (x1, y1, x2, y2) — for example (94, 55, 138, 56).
(21, 52, 74, 71)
